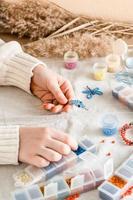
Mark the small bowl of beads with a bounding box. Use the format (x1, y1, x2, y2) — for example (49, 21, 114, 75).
(64, 51, 79, 70)
(101, 114, 119, 136)
(93, 63, 107, 81)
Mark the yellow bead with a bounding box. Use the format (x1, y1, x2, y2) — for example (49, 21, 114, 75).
(94, 71, 105, 81)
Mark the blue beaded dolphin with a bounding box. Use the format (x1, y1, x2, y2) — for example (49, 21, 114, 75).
(69, 100, 88, 110)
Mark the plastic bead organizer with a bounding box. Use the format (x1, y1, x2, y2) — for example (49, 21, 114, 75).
(13, 136, 97, 187)
(112, 84, 133, 110)
(98, 154, 133, 200)
(12, 151, 114, 200)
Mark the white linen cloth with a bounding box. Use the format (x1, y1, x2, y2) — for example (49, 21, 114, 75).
(0, 58, 132, 200)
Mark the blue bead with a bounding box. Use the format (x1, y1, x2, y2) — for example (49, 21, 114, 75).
(102, 127, 117, 136)
(73, 145, 86, 155)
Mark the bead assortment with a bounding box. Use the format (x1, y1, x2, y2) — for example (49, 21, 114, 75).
(12, 152, 114, 200)
(119, 122, 133, 146)
(112, 84, 133, 110)
(11, 39, 132, 200)
(98, 154, 133, 200)
(13, 136, 97, 187)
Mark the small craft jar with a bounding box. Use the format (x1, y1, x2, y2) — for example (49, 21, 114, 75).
(64, 51, 79, 70)
(101, 114, 118, 136)
(93, 63, 107, 81)
(125, 57, 133, 74)
(106, 54, 121, 73)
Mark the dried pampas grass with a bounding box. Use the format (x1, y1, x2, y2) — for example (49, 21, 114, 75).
(0, 0, 132, 59)
(24, 33, 113, 58)
(0, 0, 74, 39)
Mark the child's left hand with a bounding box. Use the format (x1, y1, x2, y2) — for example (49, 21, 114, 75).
(31, 65, 74, 113)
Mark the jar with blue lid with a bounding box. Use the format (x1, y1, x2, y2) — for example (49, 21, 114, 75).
(101, 114, 119, 136)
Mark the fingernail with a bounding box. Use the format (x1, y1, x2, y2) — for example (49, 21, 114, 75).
(41, 160, 50, 167)
(63, 145, 71, 155)
(69, 138, 78, 150)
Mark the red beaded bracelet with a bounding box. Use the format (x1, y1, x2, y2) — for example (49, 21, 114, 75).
(119, 122, 133, 146)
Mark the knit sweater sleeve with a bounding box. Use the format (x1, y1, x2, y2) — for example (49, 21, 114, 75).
(0, 39, 47, 93)
(0, 39, 47, 165)
(0, 126, 19, 164)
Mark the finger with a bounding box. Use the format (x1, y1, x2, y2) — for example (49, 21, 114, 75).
(51, 131, 78, 150)
(62, 104, 72, 112)
(41, 93, 54, 103)
(51, 104, 64, 113)
(60, 80, 74, 100)
(43, 103, 55, 110)
(29, 156, 50, 168)
(39, 147, 62, 162)
(48, 80, 68, 104)
(47, 138, 71, 155)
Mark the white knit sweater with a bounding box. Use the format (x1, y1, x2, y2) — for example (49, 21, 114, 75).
(0, 39, 45, 165)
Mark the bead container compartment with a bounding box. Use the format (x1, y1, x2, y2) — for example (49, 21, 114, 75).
(112, 84, 133, 110)
(13, 136, 97, 187)
(98, 154, 133, 200)
(12, 152, 114, 200)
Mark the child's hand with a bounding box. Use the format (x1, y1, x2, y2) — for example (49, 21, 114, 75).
(31, 65, 74, 113)
(19, 127, 77, 167)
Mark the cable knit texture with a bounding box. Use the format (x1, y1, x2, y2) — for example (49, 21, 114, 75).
(0, 39, 47, 164)
(0, 39, 46, 94)
(0, 126, 19, 164)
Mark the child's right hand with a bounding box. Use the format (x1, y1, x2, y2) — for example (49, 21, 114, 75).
(19, 127, 77, 168)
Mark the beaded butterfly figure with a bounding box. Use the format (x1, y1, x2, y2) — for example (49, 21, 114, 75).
(82, 86, 103, 99)
(69, 100, 88, 110)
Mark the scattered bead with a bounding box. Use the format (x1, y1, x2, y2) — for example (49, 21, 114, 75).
(100, 139, 105, 143)
(106, 152, 111, 156)
(111, 140, 115, 144)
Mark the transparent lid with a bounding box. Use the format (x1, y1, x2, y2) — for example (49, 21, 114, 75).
(102, 113, 119, 128)
(113, 39, 128, 56)
(64, 51, 79, 61)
